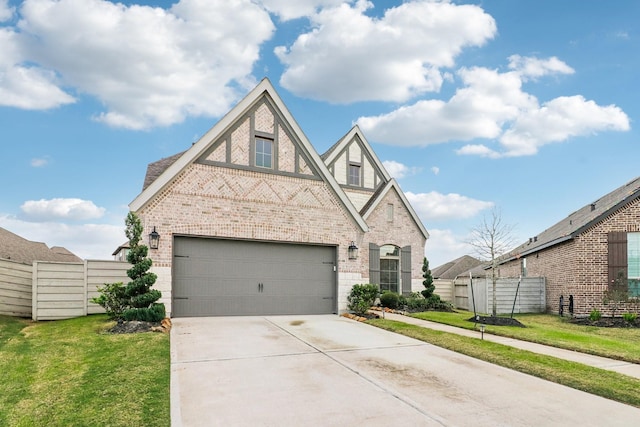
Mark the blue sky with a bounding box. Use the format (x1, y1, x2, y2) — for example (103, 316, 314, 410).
(0, 0, 637, 268)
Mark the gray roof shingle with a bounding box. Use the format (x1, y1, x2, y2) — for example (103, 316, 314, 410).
(142, 151, 186, 191)
(0, 227, 82, 265)
(507, 176, 640, 260)
(432, 255, 483, 279)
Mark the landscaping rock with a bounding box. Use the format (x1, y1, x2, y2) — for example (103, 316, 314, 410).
(108, 317, 172, 334)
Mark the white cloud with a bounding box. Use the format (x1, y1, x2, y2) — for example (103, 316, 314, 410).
(455, 144, 500, 158)
(498, 95, 630, 157)
(424, 228, 473, 268)
(0, 0, 14, 21)
(30, 157, 49, 167)
(382, 160, 420, 179)
(406, 191, 493, 222)
(276, 0, 496, 103)
(6, 0, 274, 129)
(358, 56, 630, 156)
(615, 31, 630, 40)
(430, 166, 440, 175)
(0, 214, 125, 260)
(0, 27, 76, 109)
(259, 0, 345, 21)
(20, 198, 106, 221)
(507, 55, 574, 81)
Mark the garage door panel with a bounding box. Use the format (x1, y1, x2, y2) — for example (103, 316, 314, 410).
(173, 237, 336, 317)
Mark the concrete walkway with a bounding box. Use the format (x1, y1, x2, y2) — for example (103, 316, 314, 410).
(379, 311, 640, 379)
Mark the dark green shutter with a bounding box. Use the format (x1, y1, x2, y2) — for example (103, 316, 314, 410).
(608, 232, 627, 288)
(369, 243, 380, 285)
(401, 245, 412, 296)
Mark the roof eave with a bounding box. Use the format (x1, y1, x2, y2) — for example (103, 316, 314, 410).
(129, 78, 369, 233)
(362, 179, 429, 240)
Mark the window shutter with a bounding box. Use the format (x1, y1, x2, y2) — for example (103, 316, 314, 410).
(608, 232, 627, 288)
(401, 245, 412, 296)
(369, 243, 380, 285)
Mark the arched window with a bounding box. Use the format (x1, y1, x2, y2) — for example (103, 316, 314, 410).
(369, 243, 412, 295)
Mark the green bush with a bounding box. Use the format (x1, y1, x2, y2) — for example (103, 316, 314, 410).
(589, 309, 602, 321)
(406, 297, 429, 311)
(347, 284, 379, 315)
(122, 303, 166, 323)
(91, 282, 127, 319)
(622, 312, 637, 324)
(426, 294, 453, 311)
(380, 292, 400, 309)
(92, 212, 165, 322)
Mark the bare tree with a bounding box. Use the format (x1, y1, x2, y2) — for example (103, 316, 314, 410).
(467, 207, 517, 317)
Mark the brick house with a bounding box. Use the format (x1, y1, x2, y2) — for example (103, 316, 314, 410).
(498, 177, 640, 316)
(129, 78, 428, 317)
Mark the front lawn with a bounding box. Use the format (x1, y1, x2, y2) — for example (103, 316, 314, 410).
(368, 319, 640, 408)
(0, 314, 170, 427)
(411, 310, 640, 363)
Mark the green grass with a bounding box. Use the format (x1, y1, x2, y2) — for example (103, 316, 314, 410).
(0, 314, 170, 427)
(411, 310, 640, 363)
(368, 319, 640, 408)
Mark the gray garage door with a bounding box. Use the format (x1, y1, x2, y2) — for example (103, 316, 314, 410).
(172, 237, 337, 317)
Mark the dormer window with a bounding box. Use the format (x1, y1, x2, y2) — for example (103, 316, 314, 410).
(255, 137, 273, 169)
(348, 163, 361, 186)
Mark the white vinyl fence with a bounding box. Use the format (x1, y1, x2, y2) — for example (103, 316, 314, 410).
(0, 258, 129, 320)
(454, 276, 546, 315)
(0, 259, 32, 317)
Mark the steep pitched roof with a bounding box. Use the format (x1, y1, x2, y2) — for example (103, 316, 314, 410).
(321, 125, 428, 240)
(143, 151, 186, 191)
(130, 78, 368, 232)
(0, 227, 82, 264)
(432, 255, 483, 280)
(360, 178, 429, 240)
(322, 125, 391, 183)
(505, 176, 640, 262)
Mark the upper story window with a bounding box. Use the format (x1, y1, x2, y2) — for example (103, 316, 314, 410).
(255, 137, 273, 169)
(387, 204, 394, 222)
(348, 163, 361, 186)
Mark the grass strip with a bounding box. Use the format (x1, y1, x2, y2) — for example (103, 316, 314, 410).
(367, 318, 640, 408)
(411, 311, 640, 364)
(0, 314, 169, 427)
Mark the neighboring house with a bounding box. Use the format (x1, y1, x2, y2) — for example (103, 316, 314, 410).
(129, 78, 429, 317)
(432, 255, 483, 280)
(498, 176, 640, 316)
(0, 227, 82, 264)
(112, 242, 130, 262)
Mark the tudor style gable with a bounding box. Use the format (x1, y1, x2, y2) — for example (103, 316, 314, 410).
(131, 78, 368, 233)
(322, 126, 390, 211)
(195, 96, 321, 180)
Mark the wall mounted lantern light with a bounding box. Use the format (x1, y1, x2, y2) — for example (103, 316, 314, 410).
(348, 241, 359, 260)
(148, 227, 160, 250)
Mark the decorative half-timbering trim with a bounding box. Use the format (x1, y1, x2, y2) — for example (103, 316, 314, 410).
(130, 78, 368, 232)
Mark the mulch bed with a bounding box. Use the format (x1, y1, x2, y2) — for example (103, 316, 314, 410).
(567, 316, 640, 328)
(467, 315, 525, 327)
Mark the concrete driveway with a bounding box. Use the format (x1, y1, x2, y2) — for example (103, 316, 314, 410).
(171, 315, 640, 426)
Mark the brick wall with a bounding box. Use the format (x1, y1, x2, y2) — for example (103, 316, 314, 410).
(363, 186, 427, 293)
(139, 163, 365, 313)
(134, 93, 427, 315)
(501, 197, 640, 315)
